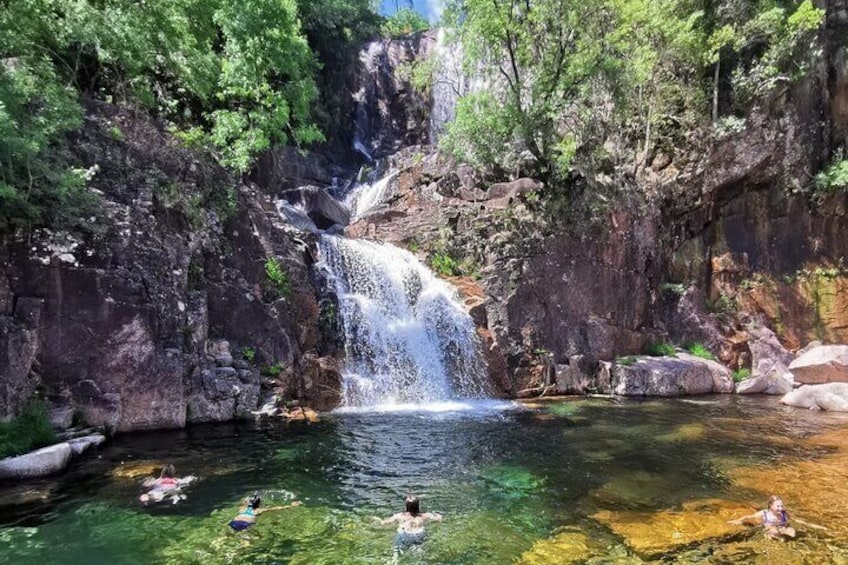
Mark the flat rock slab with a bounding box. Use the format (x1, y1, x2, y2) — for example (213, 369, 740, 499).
(0, 443, 72, 479)
(67, 434, 106, 455)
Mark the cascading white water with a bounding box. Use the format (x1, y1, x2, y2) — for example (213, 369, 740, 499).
(319, 235, 491, 408)
(344, 171, 397, 221)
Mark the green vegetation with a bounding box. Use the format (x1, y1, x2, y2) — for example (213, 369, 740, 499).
(431, 252, 460, 277)
(0, 0, 828, 233)
(645, 342, 677, 357)
(0, 0, 381, 233)
(706, 292, 736, 316)
(659, 282, 687, 296)
(815, 156, 848, 194)
(397, 56, 437, 96)
(732, 368, 751, 382)
(686, 342, 716, 361)
(616, 356, 638, 366)
(264, 257, 292, 297)
(0, 398, 56, 459)
(262, 362, 285, 378)
(381, 8, 429, 37)
(441, 0, 825, 184)
(108, 125, 125, 141)
(241, 346, 256, 362)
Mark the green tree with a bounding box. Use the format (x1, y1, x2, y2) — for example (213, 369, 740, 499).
(442, 0, 619, 180)
(295, 0, 383, 139)
(441, 0, 824, 184)
(209, 0, 324, 171)
(381, 7, 429, 37)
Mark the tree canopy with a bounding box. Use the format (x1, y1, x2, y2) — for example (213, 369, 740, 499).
(440, 0, 825, 183)
(0, 0, 828, 232)
(0, 0, 382, 232)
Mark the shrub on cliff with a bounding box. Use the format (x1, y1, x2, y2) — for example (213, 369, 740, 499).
(0, 398, 56, 459)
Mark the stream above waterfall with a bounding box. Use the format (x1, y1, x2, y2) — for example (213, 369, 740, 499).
(2, 395, 848, 564)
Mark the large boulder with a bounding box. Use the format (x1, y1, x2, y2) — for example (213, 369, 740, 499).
(280, 185, 351, 229)
(748, 324, 793, 373)
(735, 363, 794, 395)
(788, 345, 848, 384)
(611, 353, 734, 397)
(780, 382, 848, 411)
(486, 177, 543, 200)
(0, 443, 72, 479)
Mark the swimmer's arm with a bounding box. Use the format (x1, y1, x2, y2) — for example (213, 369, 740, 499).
(256, 501, 303, 514)
(425, 512, 443, 522)
(792, 517, 827, 531)
(728, 510, 763, 525)
(373, 514, 400, 525)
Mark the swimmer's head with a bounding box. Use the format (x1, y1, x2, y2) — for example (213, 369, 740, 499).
(405, 495, 420, 515)
(160, 464, 175, 478)
(248, 492, 262, 509)
(768, 495, 785, 512)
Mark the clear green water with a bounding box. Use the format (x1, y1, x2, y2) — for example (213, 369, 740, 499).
(1, 395, 847, 564)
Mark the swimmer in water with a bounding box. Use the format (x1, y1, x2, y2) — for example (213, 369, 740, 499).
(139, 464, 193, 504)
(375, 495, 443, 550)
(728, 495, 826, 539)
(228, 492, 302, 531)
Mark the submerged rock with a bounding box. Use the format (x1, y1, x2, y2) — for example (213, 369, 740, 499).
(518, 530, 594, 564)
(591, 498, 752, 558)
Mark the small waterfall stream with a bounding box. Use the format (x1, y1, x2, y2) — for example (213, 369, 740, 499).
(344, 171, 397, 221)
(319, 235, 491, 408)
(429, 28, 467, 142)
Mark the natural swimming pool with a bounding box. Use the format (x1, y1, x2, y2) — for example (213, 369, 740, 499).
(2, 395, 847, 564)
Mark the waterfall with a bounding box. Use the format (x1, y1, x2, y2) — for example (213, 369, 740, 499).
(344, 171, 397, 221)
(429, 28, 467, 142)
(319, 235, 491, 408)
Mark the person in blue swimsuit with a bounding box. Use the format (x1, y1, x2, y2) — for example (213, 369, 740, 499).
(228, 492, 302, 531)
(728, 495, 826, 539)
(375, 495, 443, 550)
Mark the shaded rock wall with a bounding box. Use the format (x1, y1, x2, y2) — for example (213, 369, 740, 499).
(0, 103, 334, 429)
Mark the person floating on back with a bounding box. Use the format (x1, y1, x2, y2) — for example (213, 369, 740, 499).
(375, 494, 443, 549)
(228, 492, 302, 531)
(139, 464, 195, 504)
(728, 495, 826, 539)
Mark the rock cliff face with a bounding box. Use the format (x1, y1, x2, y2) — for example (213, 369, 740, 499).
(341, 10, 848, 394)
(0, 102, 338, 430)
